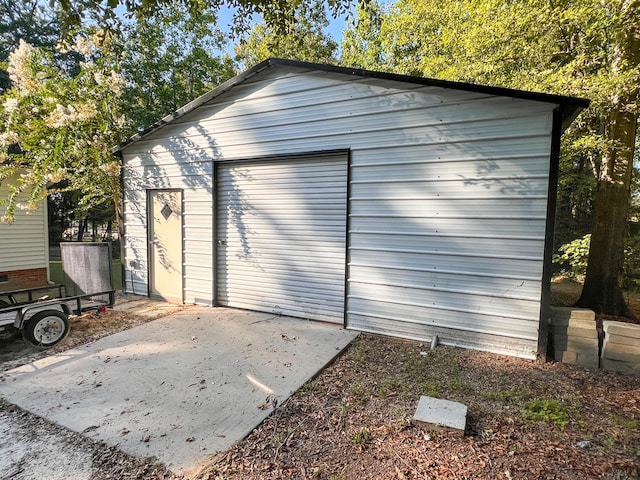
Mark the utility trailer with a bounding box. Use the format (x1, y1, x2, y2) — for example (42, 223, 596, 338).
(0, 242, 116, 348)
(0, 284, 115, 347)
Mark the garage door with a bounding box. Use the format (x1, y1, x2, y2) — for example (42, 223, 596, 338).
(216, 153, 348, 323)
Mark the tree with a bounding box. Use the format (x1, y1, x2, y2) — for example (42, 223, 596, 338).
(52, 0, 361, 37)
(340, 0, 384, 71)
(118, 4, 236, 131)
(234, 1, 338, 69)
(341, 0, 639, 317)
(0, 32, 127, 225)
(0, 0, 60, 91)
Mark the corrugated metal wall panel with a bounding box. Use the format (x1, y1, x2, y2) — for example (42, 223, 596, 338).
(121, 67, 558, 357)
(347, 108, 553, 357)
(122, 158, 213, 303)
(216, 154, 347, 323)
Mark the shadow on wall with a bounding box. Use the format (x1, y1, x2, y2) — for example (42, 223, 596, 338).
(122, 75, 554, 354)
(122, 121, 222, 296)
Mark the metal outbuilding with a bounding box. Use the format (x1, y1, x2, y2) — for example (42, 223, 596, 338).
(114, 58, 589, 358)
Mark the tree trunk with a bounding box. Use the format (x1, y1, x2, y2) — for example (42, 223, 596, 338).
(577, 181, 632, 316)
(76, 218, 87, 241)
(576, 0, 639, 316)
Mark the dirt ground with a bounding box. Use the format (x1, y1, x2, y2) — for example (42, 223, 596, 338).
(1, 280, 640, 479)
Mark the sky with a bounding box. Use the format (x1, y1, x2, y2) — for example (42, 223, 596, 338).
(215, 3, 356, 53)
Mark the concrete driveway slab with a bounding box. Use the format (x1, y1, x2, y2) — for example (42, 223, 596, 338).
(0, 307, 358, 476)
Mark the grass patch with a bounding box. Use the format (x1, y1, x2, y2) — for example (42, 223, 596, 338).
(610, 414, 640, 431)
(522, 398, 572, 429)
(351, 427, 372, 448)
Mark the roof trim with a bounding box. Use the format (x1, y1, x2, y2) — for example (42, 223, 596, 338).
(113, 58, 590, 153)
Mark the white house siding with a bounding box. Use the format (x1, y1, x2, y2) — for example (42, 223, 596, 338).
(120, 66, 557, 356)
(0, 174, 48, 272)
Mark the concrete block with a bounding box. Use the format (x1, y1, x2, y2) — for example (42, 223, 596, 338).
(601, 358, 640, 376)
(602, 340, 640, 363)
(549, 307, 596, 328)
(413, 396, 467, 435)
(554, 350, 577, 363)
(554, 350, 599, 369)
(553, 326, 598, 339)
(551, 334, 599, 351)
(575, 353, 600, 369)
(604, 335, 638, 347)
(603, 321, 640, 339)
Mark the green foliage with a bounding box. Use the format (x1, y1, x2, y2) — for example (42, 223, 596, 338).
(53, 0, 359, 39)
(119, 4, 236, 132)
(340, 0, 640, 314)
(341, 1, 386, 70)
(0, 32, 127, 223)
(351, 427, 372, 447)
(554, 234, 591, 280)
(522, 398, 571, 429)
(234, 1, 338, 69)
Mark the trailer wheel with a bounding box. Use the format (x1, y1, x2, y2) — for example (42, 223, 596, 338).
(23, 310, 70, 347)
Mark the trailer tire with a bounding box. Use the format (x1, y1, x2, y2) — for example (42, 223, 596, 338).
(23, 310, 70, 348)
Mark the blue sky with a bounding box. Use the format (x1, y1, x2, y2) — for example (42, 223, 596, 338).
(215, 3, 355, 48)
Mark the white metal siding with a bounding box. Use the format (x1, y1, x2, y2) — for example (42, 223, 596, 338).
(0, 174, 48, 271)
(216, 154, 347, 323)
(122, 150, 213, 304)
(347, 136, 553, 358)
(121, 66, 557, 356)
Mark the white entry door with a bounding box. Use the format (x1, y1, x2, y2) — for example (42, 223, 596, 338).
(149, 190, 183, 302)
(216, 154, 348, 323)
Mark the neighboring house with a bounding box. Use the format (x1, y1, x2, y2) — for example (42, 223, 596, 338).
(0, 173, 50, 291)
(114, 59, 589, 359)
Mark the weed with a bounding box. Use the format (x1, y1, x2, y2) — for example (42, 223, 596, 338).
(351, 427, 372, 447)
(610, 414, 640, 431)
(522, 398, 571, 429)
(448, 376, 471, 393)
(418, 381, 442, 399)
(482, 386, 527, 404)
(348, 383, 370, 404)
(298, 380, 321, 396)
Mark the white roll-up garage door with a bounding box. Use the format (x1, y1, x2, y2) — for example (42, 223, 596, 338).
(216, 153, 348, 323)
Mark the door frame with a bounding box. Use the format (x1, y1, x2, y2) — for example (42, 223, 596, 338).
(147, 188, 184, 302)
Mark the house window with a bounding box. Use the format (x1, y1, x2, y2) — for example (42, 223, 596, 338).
(0, 273, 8, 283)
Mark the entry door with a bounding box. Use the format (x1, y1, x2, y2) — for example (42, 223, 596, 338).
(216, 154, 348, 323)
(149, 190, 183, 302)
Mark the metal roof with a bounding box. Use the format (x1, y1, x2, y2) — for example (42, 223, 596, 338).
(113, 58, 590, 154)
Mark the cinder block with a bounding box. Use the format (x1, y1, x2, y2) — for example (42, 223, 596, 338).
(605, 335, 638, 347)
(554, 350, 599, 369)
(552, 334, 599, 351)
(600, 358, 640, 376)
(550, 307, 596, 328)
(413, 396, 467, 435)
(602, 340, 640, 363)
(603, 321, 640, 339)
(554, 350, 577, 363)
(575, 353, 600, 369)
(552, 325, 598, 339)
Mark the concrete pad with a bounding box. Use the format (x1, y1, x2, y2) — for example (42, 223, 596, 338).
(413, 396, 467, 435)
(0, 307, 358, 476)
